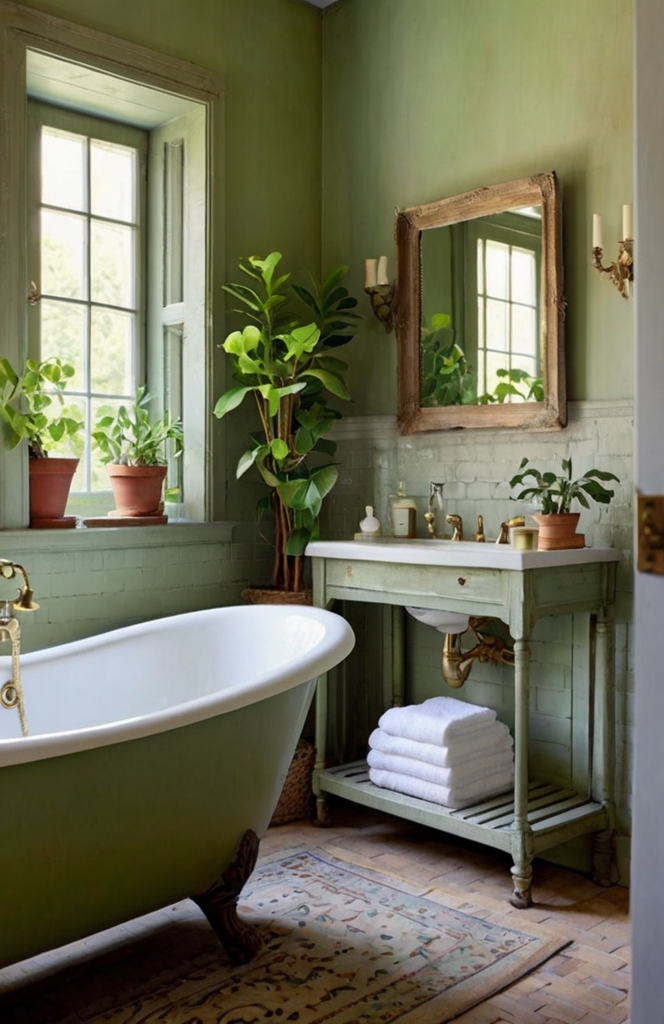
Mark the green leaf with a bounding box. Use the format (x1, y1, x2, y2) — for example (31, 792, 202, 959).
(213, 386, 253, 418)
(301, 369, 350, 400)
(270, 438, 290, 460)
(236, 447, 259, 478)
(285, 526, 313, 556)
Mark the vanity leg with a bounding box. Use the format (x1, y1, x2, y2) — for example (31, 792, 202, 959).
(591, 604, 618, 885)
(510, 635, 534, 907)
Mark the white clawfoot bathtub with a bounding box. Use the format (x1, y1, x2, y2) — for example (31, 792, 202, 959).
(0, 604, 354, 969)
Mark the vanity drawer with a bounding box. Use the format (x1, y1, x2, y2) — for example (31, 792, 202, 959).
(322, 558, 507, 611)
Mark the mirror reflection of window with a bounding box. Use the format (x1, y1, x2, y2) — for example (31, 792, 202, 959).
(420, 206, 543, 408)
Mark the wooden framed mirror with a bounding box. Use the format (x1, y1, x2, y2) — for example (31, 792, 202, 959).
(395, 172, 565, 433)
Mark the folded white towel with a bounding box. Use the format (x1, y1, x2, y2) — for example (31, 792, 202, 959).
(367, 747, 514, 789)
(368, 765, 514, 810)
(379, 696, 497, 746)
(368, 722, 512, 768)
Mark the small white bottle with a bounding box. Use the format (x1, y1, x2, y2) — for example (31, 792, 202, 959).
(391, 482, 417, 538)
(358, 505, 381, 538)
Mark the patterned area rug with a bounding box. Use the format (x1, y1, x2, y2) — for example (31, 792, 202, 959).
(0, 847, 569, 1024)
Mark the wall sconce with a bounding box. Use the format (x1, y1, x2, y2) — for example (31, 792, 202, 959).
(592, 204, 634, 299)
(364, 256, 395, 332)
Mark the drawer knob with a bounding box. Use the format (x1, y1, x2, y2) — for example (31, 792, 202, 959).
(457, 576, 467, 586)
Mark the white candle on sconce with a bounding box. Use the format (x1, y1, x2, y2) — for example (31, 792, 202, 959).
(364, 258, 377, 289)
(376, 255, 389, 285)
(622, 203, 633, 241)
(592, 214, 603, 250)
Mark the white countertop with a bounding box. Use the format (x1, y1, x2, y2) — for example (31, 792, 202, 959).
(305, 538, 620, 571)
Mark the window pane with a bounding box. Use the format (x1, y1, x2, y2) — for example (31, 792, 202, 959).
(91, 307, 134, 395)
(477, 240, 484, 294)
(512, 304, 537, 357)
(90, 221, 135, 308)
(42, 128, 86, 212)
(90, 140, 135, 222)
(485, 240, 509, 299)
(485, 351, 505, 396)
(511, 247, 536, 305)
(40, 299, 86, 390)
(485, 298, 509, 352)
(512, 352, 538, 378)
(41, 210, 86, 299)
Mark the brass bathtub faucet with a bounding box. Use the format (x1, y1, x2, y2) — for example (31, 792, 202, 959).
(0, 559, 39, 612)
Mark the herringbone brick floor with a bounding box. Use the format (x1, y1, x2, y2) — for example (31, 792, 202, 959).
(271, 801, 631, 1024)
(0, 800, 630, 1023)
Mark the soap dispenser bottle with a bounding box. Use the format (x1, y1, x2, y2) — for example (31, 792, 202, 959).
(390, 482, 417, 538)
(358, 505, 381, 538)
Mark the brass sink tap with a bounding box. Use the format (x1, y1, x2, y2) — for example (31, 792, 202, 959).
(473, 515, 486, 542)
(446, 514, 464, 542)
(496, 516, 526, 544)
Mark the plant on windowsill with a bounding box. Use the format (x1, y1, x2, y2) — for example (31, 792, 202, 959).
(214, 252, 360, 598)
(92, 387, 183, 522)
(509, 456, 619, 550)
(0, 357, 84, 527)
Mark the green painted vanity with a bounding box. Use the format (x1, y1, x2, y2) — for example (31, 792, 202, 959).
(306, 538, 619, 906)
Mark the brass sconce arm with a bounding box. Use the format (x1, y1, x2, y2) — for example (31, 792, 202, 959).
(592, 240, 633, 300)
(591, 206, 634, 299)
(364, 256, 396, 332)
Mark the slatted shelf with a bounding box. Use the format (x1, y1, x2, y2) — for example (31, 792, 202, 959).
(318, 760, 608, 854)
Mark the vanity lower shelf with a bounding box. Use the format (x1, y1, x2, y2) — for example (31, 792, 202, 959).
(318, 760, 609, 855)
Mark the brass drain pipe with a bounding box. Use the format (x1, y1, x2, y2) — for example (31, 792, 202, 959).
(442, 616, 515, 688)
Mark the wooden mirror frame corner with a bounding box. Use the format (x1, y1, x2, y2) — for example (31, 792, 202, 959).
(395, 171, 566, 434)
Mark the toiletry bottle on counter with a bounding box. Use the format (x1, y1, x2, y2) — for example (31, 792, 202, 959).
(358, 505, 381, 537)
(391, 482, 417, 538)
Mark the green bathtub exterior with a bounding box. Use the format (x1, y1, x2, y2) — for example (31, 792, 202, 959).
(0, 676, 315, 968)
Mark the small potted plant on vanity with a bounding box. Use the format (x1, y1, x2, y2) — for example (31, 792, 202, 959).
(509, 456, 619, 550)
(92, 387, 183, 522)
(0, 357, 84, 527)
(214, 252, 359, 599)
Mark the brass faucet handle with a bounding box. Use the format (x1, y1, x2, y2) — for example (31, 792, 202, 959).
(473, 514, 486, 542)
(496, 515, 526, 544)
(424, 511, 437, 538)
(446, 514, 464, 542)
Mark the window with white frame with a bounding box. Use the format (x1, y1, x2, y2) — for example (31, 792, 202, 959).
(29, 102, 146, 495)
(21, 48, 212, 522)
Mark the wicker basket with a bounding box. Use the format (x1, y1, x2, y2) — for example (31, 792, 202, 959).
(269, 738, 316, 826)
(241, 586, 313, 605)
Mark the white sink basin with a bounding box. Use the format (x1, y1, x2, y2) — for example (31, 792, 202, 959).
(306, 537, 620, 570)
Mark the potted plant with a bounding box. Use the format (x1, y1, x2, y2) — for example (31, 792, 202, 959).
(214, 252, 359, 597)
(509, 456, 619, 549)
(0, 357, 84, 527)
(92, 387, 183, 520)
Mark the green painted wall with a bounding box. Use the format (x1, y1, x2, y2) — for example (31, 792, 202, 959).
(322, 0, 634, 415)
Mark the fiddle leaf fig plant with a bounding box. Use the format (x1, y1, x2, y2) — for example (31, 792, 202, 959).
(92, 386, 183, 466)
(510, 456, 619, 514)
(214, 252, 360, 593)
(0, 357, 84, 458)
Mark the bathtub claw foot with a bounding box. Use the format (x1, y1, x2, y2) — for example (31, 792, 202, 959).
(192, 829, 262, 965)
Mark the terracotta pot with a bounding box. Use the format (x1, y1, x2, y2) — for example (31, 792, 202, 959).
(241, 586, 313, 606)
(532, 512, 584, 551)
(29, 457, 79, 527)
(107, 464, 167, 517)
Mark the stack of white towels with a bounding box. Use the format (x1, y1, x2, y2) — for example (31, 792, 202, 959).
(367, 695, 514, 809)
